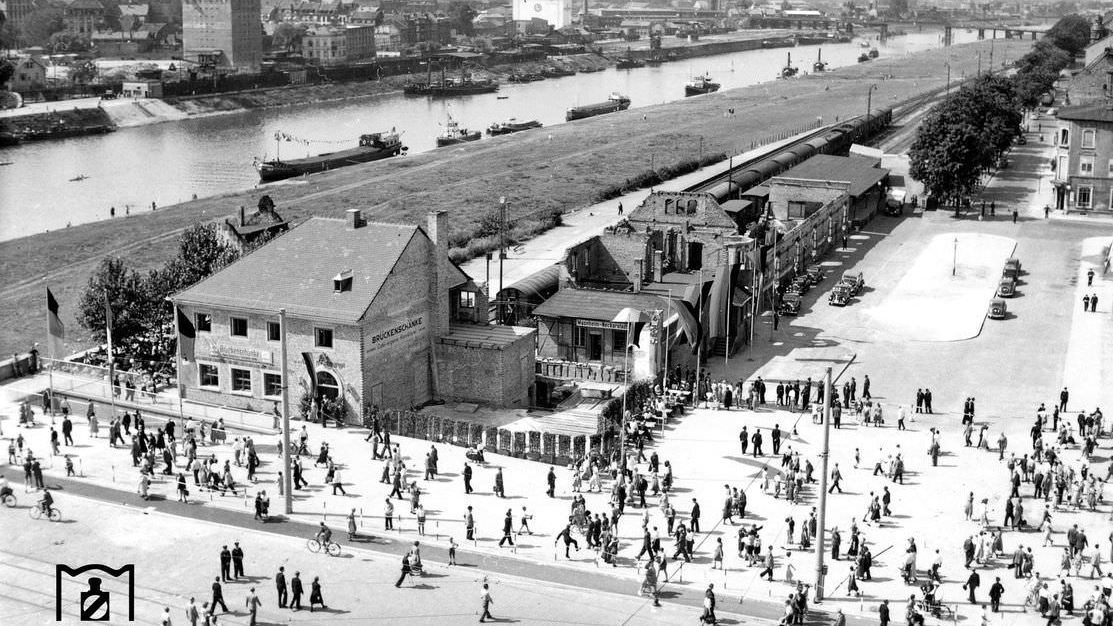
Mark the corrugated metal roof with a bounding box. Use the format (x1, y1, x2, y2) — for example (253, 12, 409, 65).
(533, 289, 669, 320)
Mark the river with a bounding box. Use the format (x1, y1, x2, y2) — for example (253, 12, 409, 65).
(0, 28, 980, 241)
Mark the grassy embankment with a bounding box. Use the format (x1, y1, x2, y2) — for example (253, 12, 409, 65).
(0, 39, 1032, 356)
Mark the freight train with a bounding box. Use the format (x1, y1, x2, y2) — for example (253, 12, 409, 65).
(693, 108, 893, 203)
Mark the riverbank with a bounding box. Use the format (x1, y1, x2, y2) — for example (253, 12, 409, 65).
(0, 38, 1032, 356)
(0, 106, 116, 140)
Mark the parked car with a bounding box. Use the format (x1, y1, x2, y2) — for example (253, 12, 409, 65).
(1003, 257, 1022, 280)
(883, 198, 903, 216)
(779, 293, 803, 316)
(997, 278, 1016, 298)
(790, 276, 811, 294)
(100, 90, 117, 100)
(829, 284, 851, 306)
(988, 298, 1008, 319)
(840, 271, 865, 296)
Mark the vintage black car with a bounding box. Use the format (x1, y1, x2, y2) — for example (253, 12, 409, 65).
(805, 264, 825, 284)
(829, 284, 851, 306)
(997, 278, 1016, 298)
(988, 298, 1007, 320)
(840, 271, 865, 296)
(780, 293, 803, 316)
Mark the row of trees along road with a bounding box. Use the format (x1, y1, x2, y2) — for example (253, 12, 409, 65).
(909, 14, 1090, 205)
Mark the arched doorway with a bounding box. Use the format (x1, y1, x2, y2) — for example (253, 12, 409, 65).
(316, 371, 340, 401)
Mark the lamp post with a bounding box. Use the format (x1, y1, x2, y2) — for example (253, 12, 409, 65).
(866, 84, 878, 129)
(814, 367, 833, 601)
(952, 237, 958, 277)
(497, 197, 508, 324)
(613, 307, 647, 473)
(945, 61, 950, 95)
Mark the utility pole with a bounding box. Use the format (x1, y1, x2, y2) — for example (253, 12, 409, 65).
(813, 366, 833, 602)
(279, 308, 293, 514)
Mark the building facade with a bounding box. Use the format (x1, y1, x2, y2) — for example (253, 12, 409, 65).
(1053, 105, 1113, 215)
(182, 0, 263, 71)
(173, 210, 535, 420)
(302, 24, 375, 65)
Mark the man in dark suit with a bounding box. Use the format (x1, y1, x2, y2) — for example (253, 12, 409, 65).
(546, 467, 556, 498)
(964, 568, 980, 604)
(231, 542, 245, 579)
(690, 498, 701, 533)
(290, 571, 304, 610)
(219, 546, 232, 582)
(275, 566, 288, 608)
(463, 463, 473, 494)
(211, 577, 229, 613)
(878, 599, 890, 626)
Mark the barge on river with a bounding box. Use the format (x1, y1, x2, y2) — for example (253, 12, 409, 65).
(565, 93, 631, 122)
(255, 131, 405, 183)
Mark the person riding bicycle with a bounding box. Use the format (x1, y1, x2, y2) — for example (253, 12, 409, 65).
(39, 487, 54, 516)
(315, 521, 332, 546)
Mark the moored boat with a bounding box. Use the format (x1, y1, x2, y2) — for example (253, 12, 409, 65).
(684, 74, 720, 97)
(813, 49, 828, 73)
(404, 66, 498, 96)
(541, 66, 576, 77)
(507, 73, 545, 83)
(436, 113, 482, 147)
(780, 52, 798, 78)
(616, 57, 645, 69)
(487, 119, 543, 136)
(565, 93, 631, 121)
(255, 130, 405, 183)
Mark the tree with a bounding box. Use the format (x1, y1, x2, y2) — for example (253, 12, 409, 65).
(78, 257, 147, 344)
(0, 58, 13, 86)
(19, 6, 65, 47)
(1043, 14, 1090, 58)
(161, 222, 241, 296)
(272, 22, 308, 52)
(446, 1, 477, 36)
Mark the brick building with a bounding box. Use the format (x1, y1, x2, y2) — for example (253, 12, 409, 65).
(182, 0, 264, 71)
(172, 210, 536, 419)
(1052, 104, 1113, 215)
(64, 0, 107, 36)
(302, 24, 375, 65)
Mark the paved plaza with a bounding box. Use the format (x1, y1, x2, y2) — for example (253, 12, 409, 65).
(1, 121, 1112, 626)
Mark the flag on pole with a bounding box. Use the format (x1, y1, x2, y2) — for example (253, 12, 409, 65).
(302, 352, 316, 397)
(46, 287, 65, 359)
(176, 307, 195, 361)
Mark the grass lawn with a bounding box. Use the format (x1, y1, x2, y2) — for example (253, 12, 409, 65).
(0, 39, 1032, 356)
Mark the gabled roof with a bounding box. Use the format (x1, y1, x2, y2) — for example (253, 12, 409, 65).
(67, 0, 105, 10)
(774, 154, 889, 198)
(174, 217, 425, 323)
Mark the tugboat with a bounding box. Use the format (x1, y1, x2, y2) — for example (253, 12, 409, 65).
(436, 113, 482, 147)
(684, 74, 720, 97)
(566, 93, 631, 121)
(487, 119, 543, 136)
(255, 130, 406, 183)
(507, 73, 545, 83)
(780, 52, 798, 78)
(868, 47, 880, 59)
(541, 66, 576, 78)
(813, 49, 828, 73)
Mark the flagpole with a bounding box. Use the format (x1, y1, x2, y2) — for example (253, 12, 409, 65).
(46, 287, 55, 424)
(104, 290, 117, 424)
(696, 268, 704, 388)
(279, 308, 293, 515)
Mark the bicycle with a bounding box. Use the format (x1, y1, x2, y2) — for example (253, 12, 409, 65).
(30, 506, 62, 522)
(1, 492, 16, 508)
(306, 538, 341, 557)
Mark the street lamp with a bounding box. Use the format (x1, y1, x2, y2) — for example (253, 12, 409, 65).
(953, 237, 958, 276)
(866, 84, 878, 129)
(613, 307, 647, 475)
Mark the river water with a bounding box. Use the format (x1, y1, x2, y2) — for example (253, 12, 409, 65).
(0, 29, 979, 242)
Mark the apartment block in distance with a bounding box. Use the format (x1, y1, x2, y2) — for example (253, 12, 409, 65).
(183, 0, 263, 71)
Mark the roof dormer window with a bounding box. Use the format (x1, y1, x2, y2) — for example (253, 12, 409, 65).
(333, 269, 353, 293)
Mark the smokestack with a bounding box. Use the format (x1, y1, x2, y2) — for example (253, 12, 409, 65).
(346, 208, 364, 230)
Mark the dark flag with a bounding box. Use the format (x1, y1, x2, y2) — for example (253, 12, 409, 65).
(46, 287, 65, 359)
(177, 307, 195, 361)
(302, 352, 316, 397)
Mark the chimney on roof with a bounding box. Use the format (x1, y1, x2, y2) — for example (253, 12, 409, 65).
(346, 208, 364, 230)
(240, 206, 246, 226)
(427, 210, 447, 252)
(633, 258, 643, 293)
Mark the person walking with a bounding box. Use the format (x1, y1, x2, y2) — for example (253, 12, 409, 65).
(499, 509, 515, 547)
(479, 583, 495, 622)
(396, 553, 413, 587)
(384, 498, 394, 530)
(184, 597, 199, 626)
(244, 588, 262, 626)
(464, 462, 473, 494)
(828, 464, 843, 494)
(878, 599, 890, 626)
(759, 547, 776, 581)
(308, 577, 325, 612)
(690, 498, 701, 532)
(219, 546, 232, 582)
(701, 583, 717, 624)
(275, 566, 288, 608)
(555, 523, 580, 558)
(290, 571, 303, 611)
(546, 467, 556, 498)
(210, 578, 229, 613)
(494, 467, 505, 498)
(989, 577, 1004, 612)
(964, 568, 981, 604)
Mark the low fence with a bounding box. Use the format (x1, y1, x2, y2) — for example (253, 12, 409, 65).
(376, 408, 607, 467)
